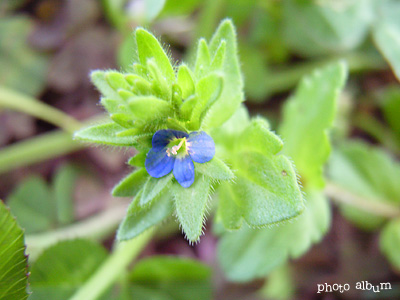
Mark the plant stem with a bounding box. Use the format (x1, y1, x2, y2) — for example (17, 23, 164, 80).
(69, 229, 154, 300)
(0, 130, 84, 175)
(325, 182, 400, 218)
(26, 200, 129, 260)
(0, 86, 82, 133)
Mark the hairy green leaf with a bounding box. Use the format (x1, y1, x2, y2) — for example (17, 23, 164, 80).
(216, 182, 242, 230)
(191, 73, 223, 128)
(194, 157, 234, 181)
(174, 175, 211, 242)
(237, 118, 283, 155)
(177, 64, 195, 99)
(147, 59, 172, 101)
(201, 19, 244, 129)
(112, 168, 149, 197)
(128, 152, 147, 168)
(117, 190, 174, 241)
(128, 96, 173, 120)
(280, 62, 348, 188)
(135, 28, 174, 82)
(91, 71, 123, 101)
(233, 152, 303, 227)
(194, 39, 211, 78)
(218, 191, 330, 281)
(74, 122, 141, 146)
(140, 174, 173, 206)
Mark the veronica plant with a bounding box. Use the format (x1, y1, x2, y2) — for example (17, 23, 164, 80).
(74, 19, 304, 243)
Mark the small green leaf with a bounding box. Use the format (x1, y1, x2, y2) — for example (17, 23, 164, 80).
(237, 118, 283, 155)
(210, 40, 226, 71)
(91, 71, 122, 101)
(0, 17, 48, 96)
(194, 157, 234, 181)
(328, 141, 400, 230)
(381, 86, 400, 139)
(147, 59, 172, 101)
(135, 28, 174, 82)
(177, 64, 195, 99)
(7, 176, 54, 234)
(53, 164, 78, 226)
(0, 200, 28, 300)
(140, 174, 173, 206)
(283, 0, 373, 57)
(372, 0, 400, 81)
(218, 190, 330, 281)
(29, 239, 108, 300)
(129, 256, 212, 300)
(117, 190, 174, 241)
(173, 175, 211, 242)
(216, 182, 242, 230)
(202, 19, 244, 129)
(280, 61, 348, 188)
(128, 96, 173, 121)
(100, 98, 121, 114)
(194, 39, 211, 78)
(128, 152, 147, 168)
(234, 152, 304, 227)
(260, 264, 294, 300)
(112, 168, 149, 197)
(193, 73, 223, 128)
(118, 89, 135, 101)
(111, 113, 135, 128)
(74, 122, 138, 146)
(106, 71, 130, 91)
(180, 95, 197, 120)
(380, 219, 400, 270)
(374, 24, 400, 81)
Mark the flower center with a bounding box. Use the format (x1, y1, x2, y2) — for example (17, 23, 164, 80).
(166, 138, 188, 157)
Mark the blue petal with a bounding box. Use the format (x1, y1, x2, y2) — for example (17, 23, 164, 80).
(173, 156, 195, 188)
(152, 130, 189, 151)
(145, 148, 175, 178)
(187, 131, 215, 163)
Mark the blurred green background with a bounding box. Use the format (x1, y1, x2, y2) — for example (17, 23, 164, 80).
(1, 0, 400, 299)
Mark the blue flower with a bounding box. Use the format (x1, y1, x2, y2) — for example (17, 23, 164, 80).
(145, 129, 215, 188)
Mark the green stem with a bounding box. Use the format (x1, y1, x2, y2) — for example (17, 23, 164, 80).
(69, 229, 154, 300)
(264, 52, 387, 96)
(26, 201, 129, 260)
(0, 86, 82, 133)
(0, 130, 84, 175)
(352, 112, 400, 155)
(325, 182, 400, 218)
